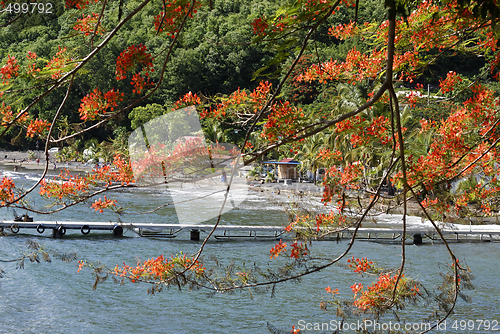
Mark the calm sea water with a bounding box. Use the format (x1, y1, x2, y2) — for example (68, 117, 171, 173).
(1, 167, 499, 333)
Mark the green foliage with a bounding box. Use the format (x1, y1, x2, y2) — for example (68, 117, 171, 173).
(160, 1, 272, 99)
(0, 0, 492, 160)
(129, 103, 165, 130)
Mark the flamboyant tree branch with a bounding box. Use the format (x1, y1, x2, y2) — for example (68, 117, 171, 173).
(52, 0, 197, 144)
(0, 0, 153, 139)
(179, 1, 403, 292)
(2, 74, 75, 207)
(241, 0, 343, 149)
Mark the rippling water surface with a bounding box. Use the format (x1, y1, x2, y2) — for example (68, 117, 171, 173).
(1, 167, 499, 333)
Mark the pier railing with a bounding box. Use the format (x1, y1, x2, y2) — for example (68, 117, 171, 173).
(1, 220, 499, 244)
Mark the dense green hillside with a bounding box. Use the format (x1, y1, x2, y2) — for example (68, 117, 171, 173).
(0, 0, 495, 151)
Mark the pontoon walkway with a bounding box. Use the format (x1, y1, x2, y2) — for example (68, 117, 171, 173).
(1, 220, 499, 243)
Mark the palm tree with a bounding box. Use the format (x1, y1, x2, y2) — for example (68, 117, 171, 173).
(203, 121, 227, 144)
(294, 133, 326, 182)
(334, 83, 365, 115)
(97, 141, 116, 163)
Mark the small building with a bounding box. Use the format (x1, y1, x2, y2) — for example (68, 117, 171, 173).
(260, 158, 301, 180)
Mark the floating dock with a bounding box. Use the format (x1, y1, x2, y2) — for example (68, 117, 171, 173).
(0, 220, 286, 240)
(1, 220, 500, 243)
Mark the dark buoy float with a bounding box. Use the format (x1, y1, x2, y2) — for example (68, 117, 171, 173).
(36, 224, 45, 234)
(113, 225, 123, 237)
(52, 225, 66, 238)
(10, 224, 19, 234)
(80, 225, 90, 235)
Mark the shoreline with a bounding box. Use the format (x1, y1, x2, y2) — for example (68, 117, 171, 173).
(2, 150, 498, 227)
(0, 150, 94, 173)
(250, 181, 500, 226)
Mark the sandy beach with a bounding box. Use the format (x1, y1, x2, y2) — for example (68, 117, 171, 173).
(0, 150, 34, 162)
(0, 150, 93, 173)
(1, 150, 498, 226)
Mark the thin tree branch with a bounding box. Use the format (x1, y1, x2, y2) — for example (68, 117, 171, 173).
(3, 74, 75, 207)
(89, 0, 108, 48)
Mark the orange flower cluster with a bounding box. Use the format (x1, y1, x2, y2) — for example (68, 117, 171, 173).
(78, 88, 124, 121)
(0, 55, 19, 84)
(77, 260, 85, 272)
(284, 214, 308, 232)
(195, 81, 280, 137)
(354, 116, 391, 148)
(269, 239, 308, 259)
(0, 102, 14, 125)
(439, 71, 462, 93)
(400, 84, 500, 198)
(335, 117, 357, 133)
(73, 13, 105, 36)
(419, 118, 433, 134)
(351, 273, 418, 311)
(91, 196, 116, 213)
(39, 171, 90, 200)
(270, 239, 287, 259)
(335, 114, 391, 148)
(0, 176, 15, 205)
(262, 101, 304, 142)
(329, 20, 359, 40)
(325, 286, 339, 295)
(26, 51, 41, 77)
(290, 241, 308, 259)
(130, 73, 148, 94)
(321, 163, 364, 205)
(347, 256, 373, 274)
(454, 182, 500, 216)
(115, 44, 153, 80)
(39, 155, 134, 210)
(112, 253, 205, 283)
(202, 81, 272, 119)
(153, 0, 201, 38)
(297, 47, 385, 84)
(89, 155, 134, 186)
(315, 210, 347, 231)
(299, 0, 499, 86)
(173, 91, 201, 110)
(26, 118, 51, 138)
(316, 148, 343, 164)
(115, 44, 154, 94)
(350, 282, 363, 296)
(46, 47, 71, 79)
(110, 155, 135, 185)
(251, 17, 268, 35)
(249, 81, 272, 108)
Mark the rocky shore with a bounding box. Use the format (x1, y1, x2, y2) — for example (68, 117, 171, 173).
(250, 180, 500, 225)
